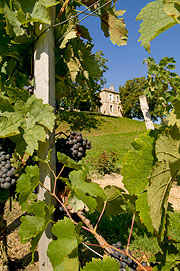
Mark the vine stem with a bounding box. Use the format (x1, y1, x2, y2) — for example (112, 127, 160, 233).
(126, 213, 135, 252)
(94, 201, 107, 231)
(53, 165, 65, 195)
(57, 0, 70, 20)
(77, 211, 147, 271)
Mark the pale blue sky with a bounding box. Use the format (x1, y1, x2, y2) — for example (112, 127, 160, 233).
(81, 0, 180, 92)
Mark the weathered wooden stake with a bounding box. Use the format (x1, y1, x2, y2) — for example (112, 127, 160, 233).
(139, 95, 154, 130)
(34, 7, 56, 271)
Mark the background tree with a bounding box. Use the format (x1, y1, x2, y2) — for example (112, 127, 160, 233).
(56, 50, 108, 112)
(144, 56, 180, 121)
(119, 57, 180, 122)
(119, 77, 149, 119)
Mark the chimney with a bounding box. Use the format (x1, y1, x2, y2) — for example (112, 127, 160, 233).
(110, 84, 114, 91)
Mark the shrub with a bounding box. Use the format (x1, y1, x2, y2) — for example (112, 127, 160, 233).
(94, 150, 119, 175)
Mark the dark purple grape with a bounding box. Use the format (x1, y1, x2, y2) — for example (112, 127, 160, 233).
(0, 178, 4, 183)
(5, 163, 11, 169)
(11, 179, 16, 185)
(73, 139, 77, 144)
(3, 182, 11, 189)
(78, 147, 83, 152)
(5, 154, 10, 159)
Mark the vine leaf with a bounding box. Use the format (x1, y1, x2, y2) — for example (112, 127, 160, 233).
(57, 152, 82, 170)
(135, 192, 154, 234)
(80, 255, 119, 270)
(168, 99, 180, 127)
(152, 244, 180, 270)
(96, 186, 127, 216)
(121, 131, 156, 195)
(100, 8, 128, 46)
(147, 126, 180, 234)
(16, 165, 40, 209)
(136, 0, 177, 52)
(69, 170, 106, 212)
(47, 218, 79, 271)
(167, 211, 180, 242)
(2, 0, 59, 36)
(164, 0, 180, 24)
(0, 88, 55, 155)
(19, 201, 55, 260)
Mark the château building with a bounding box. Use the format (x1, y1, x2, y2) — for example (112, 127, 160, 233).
(98, 84, 123, 117)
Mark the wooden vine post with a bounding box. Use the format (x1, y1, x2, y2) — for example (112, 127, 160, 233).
(139, 95, 154, 130)
(34, 7, 56, 271)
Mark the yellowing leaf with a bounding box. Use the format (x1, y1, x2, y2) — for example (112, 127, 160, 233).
(101, 8, 128, 46)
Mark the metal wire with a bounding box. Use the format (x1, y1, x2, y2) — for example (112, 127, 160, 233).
(82, 243, 104, 259)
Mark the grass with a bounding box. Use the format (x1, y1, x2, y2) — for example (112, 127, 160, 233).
(84, 132, 140, 169)
(55, 110, 148, 137)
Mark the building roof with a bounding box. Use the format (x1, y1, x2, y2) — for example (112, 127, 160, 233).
(101, 84, 119, 94)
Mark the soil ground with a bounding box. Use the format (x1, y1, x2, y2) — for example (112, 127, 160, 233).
(4, 174, 180, 270)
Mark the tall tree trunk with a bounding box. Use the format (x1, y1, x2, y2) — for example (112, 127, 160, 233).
(0, 202, 8, 271)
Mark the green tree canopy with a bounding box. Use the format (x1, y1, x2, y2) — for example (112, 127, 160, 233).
(119, 77, 148, 120)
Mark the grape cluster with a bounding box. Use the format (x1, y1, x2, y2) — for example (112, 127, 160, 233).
(0, 142, 16, 190)
(56, 131, 91, 162)
(23, 85, 34, 95)
(110, 242, 137, 271)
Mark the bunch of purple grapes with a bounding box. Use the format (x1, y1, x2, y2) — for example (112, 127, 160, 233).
(0, 139, 16, 190)
(110, 242, 138, 271)
(56, 131, 91, 162)
(23, 85, 34, 95)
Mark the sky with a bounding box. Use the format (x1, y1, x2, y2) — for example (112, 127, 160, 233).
(80, 0, 180, 92)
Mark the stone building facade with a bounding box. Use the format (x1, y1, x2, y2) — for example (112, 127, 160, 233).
(98, 85, 123, 117)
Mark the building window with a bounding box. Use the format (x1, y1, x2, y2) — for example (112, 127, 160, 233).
(117, 95, 119, 102)
(110, 105, 113, 112)
(109, 94, 112, 101)
(118, 106, 120, 112)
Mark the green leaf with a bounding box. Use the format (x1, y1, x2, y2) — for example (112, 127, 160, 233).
(0, 89, 55, 155)
(19, 201, 55, 258)
(47, 218, 79, 271)
(67, 196, 85, 213)
(96, 186, 127, 216)
(167, 211, 180, 242)
(168, 99, 180, 127)
(135, 192, 154, 233)
(69, 170, 106, 212)
(147, 126, 180, 234)
(136, 0, 177, 52)
(57, 152, 82, 170)
(153, 244, 180, 270)
(80, 255, 119, 271)
(0, 111, 23, 137)
(121, 131, 156, 195)
(16, 165, 40, 209)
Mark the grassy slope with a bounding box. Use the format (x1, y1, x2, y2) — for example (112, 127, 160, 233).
(56, 112, 159, 168)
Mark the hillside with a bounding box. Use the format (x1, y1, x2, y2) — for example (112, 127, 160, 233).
(56, 111, 158, 169)
(55, 111, 149, 136)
